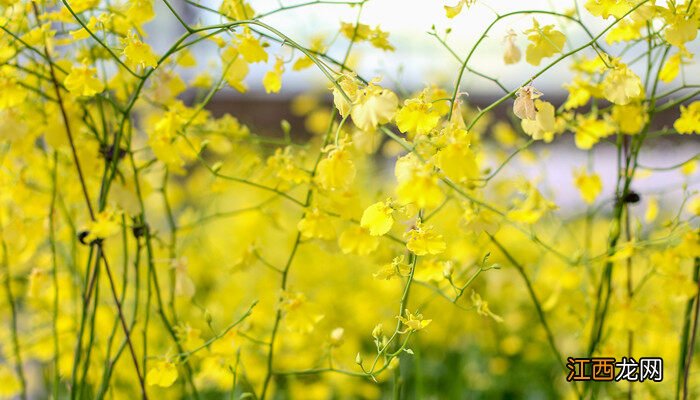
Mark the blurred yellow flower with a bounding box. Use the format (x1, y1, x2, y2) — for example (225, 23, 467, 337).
(147, 361, 178, 388)
(361, 200, 395, 236)
(122, 31, 158, 68)
(236, 29, 268, 63)
(64, 62, 104, 97)
(524, 19, 565, 66)
(674, 101, 700, 134)
(262, 58, 284, 93)
(574, 170, 603, 204)
(316, 144, 356, 191)
(298, 208, 335, 240)
(503, 29, 521, 65)
(405, 221, 446, 256)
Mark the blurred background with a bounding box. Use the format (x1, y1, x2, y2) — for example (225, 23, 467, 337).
(146, 0, 699, 211)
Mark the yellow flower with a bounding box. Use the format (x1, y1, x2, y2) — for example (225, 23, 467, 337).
(0, 365, 21, 398)
(0, 68, 27, 109)
(659, 52, 685, 83)
(503, 29, 521, 65)
(471, 291, 504, 322)
(236, 29, 268, 63)
(444, 0, 475, 18)
(688, 196, 700, 216)
(563, 77, 602, 110)
(298, 208, 335, 240)
(605, 19, 643, 44)
(223, 52, 249, 93)
(350, 82, 398, 131)
(611, 103, 647, 134)
(434, 140, 479, 183)
(280, 291, 324, 333)
(607, 241, 635, 262)
(524, 19, 565, 66)
(332, 74, 360, 118)
(339, 22, 394, 51)
(664, 14, 698, 48)
(405, 221, 446, 256)
(64, 63, 104, 97)
(373, 255, 411, 280)
(262, 57, 284, 94)
(395, 154, 444, 208)
(293, 37, 326, 71)
(585, 0, 634, 19)
(674, 101, 700, 134)
(338, 226, 379, 255)
(397, 309, 432, 331)
(360, 200, 395, 236)
(602, 60, 643, 105)
(574, 170, 603, 204)
(316, 144, 356, 191)
(395, 96, 441, 138)
(682, 160, 697, 175)
(126, 0, 155, 24)
(507, 183, 557, 224)
(219, 0, 255, 20)
(84, 209, 122, 243)
(122, 32, 158, 69)
(573, 114, 615, 149)
(521, 100, 562, 142)
(645, 197, 659, 223)
(266, 147, 309, 187)
(147, 361, 178, 388)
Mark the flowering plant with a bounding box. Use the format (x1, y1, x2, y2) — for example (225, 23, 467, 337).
(0, 0, 698, 398)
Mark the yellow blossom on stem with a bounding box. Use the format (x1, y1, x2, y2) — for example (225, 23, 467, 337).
(507, 183, 557, 224)
(611, 103, 647, 134)
(146, 361, 178, 388)
(521, 100, 562, 142)
(84, 209, 122, 243)
(524, 19, 565, 66)
(122, 31, 158, 69)
(236, 29, 268, 63)
(674, 101, 700, 134)
(444, 0, 476, 18)
(64, 62, 104, 97)
(360, 199, 395, 236)
(263, 57, 284, 94)
(573, 114, 615, 149)
(395, 96, 442, 138)
(373, 255, 411, 280)
(585, 0, 634, 19)
(338, 226, 379, 255)
(298, 208, 335, 240)
(395, 153, 444, 208)
(350, 81, 398, 131)
(316, 143, 356, 191)
(397, 309, 432, 331)
(602, 59, 643, 105)
(405, 221, 446, 256)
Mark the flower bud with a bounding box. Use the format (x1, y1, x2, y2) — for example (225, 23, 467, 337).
(330, 327, 344, 347)
(371, 323, 383, 339)
(355, 353, 363, 365)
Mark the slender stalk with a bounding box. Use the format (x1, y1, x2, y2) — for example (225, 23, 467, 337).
(1, 240, 27, 400)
